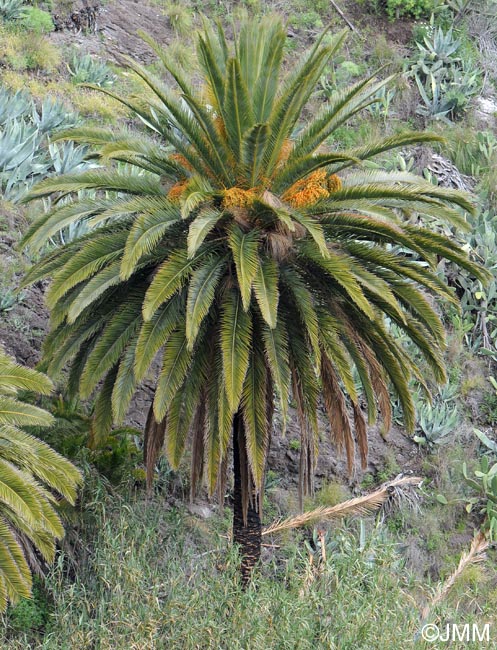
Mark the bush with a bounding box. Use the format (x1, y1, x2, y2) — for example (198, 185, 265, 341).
(0, 29, 61, 72)
(7, 579, 50, 633)
(19, 6, 54, 33)
(161, 1, 194, 37)
(364, 0, 435, 20)
(384, 0, 434, 19)
(71, 88, 127, 122)
(24, 35, 60, 71)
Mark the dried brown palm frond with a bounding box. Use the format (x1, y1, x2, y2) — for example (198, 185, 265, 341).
(380, 472, 423, 520)
(262, 475, 422, 536)
(420, 531, 489, 622)
(144, 404, 167, 494)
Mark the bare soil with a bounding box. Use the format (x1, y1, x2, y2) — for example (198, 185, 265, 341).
(51, 0, 176, 63)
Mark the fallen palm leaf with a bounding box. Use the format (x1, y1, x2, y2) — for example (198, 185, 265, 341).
(420, 531, 489, 621)
(262, 475, 422, 536)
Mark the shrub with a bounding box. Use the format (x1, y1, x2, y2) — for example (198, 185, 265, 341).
(7, 579, 50, 633)
(19, 6, 54, 34)
(161, 1, 194, 37)
(384, 0, 434, 19)
(0, 29, 60, 72)
(362, 0, 434, 19)
(25, 35, 60, 71)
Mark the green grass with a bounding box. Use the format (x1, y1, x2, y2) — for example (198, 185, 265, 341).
(1, 476, 495, 650)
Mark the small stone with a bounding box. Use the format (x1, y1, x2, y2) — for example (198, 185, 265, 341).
(187, 504, 214, 519)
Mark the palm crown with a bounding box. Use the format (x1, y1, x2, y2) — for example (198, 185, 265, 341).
(0, 347, 82, 610)
(23, 18, 485, 524)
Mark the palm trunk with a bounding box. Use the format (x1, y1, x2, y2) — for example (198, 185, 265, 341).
(232, 411, 261, 585)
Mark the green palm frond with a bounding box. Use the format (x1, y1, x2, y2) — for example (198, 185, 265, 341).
(262, 315, 291, 427)
(0, 357, 53, 396)
(287, 70, 395, 163)
(186, 257, 225, 348)
(134, 293, 184, 382)
(253, 257, 279, 328)
(229, 226, 260, 310)
(91, 365, 118, 447)
(112, 338, 139, 424)
(120, 204, 181, 280)
(164, 340, 208, 470)
(46, 232, 127, 308)
(220, 290, 252, 414)
(143, 249, 203, 321)
(80, 291, 143, 397)
(187, 208, 224, 259)
(25, 170, 165, 201)
(242, 338, 269, 487)
(0, 399, 54, 428)
(154, 327, 191, 421)
(242, 123, 271, 187)
(0, 349, 81, 611)
(66, 261, 123, 323)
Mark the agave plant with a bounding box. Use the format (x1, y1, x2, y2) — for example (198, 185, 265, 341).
(32, 97, 78, 134)
(0, 86, 86, 201)
(67, 52, 116, 88)
(0, 347, 82, 611)
(413, 401, 459, 446)
(411, 24, 481, 122)
(22, 18, 487, 581)
(0, 0, 26, 22)
(0, 118, 50, 201)
(0, 87, 31, 126)
(48, 141, 89, 176)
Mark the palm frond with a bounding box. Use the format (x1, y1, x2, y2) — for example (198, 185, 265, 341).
(0, 351, 81, 611)
(229, 225, 260, 310)
(263, 476, 421, 535)
(153, 327, 191, 421)
(120, 204, 181, 279)
(220, 290, 252, 414)
(134, 293, 184, 382)
(261, 315, 291, 427)
(143, 249, 204, 321)
(253, 257, 279, 328)
(186, 256, 225, 348)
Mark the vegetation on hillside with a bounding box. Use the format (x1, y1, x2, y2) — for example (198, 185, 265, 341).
(21, 16, 487, 582)
(1, 0, 497, 647)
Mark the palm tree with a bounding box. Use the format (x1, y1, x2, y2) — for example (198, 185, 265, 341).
(22, 18, 486, 581)
(0, 347, 82, 610)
